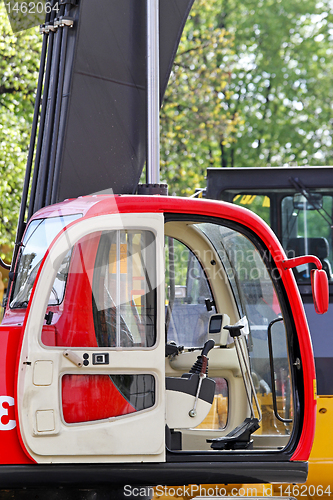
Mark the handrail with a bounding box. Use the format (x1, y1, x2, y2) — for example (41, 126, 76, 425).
(267, 317, 293, 423)
(0, 258, 11, 271)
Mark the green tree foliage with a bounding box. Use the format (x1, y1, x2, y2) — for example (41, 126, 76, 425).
(220, 0, 333, 168)
(0, 4, 41, 260)
(160, 0, 241, 195)
(161, 0, 333, 193)
(1, 0, 333, 250)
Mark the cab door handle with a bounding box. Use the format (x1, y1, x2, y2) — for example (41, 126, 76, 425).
(63, 350, 83, 367)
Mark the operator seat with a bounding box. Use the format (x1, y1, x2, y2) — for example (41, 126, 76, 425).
(165, 340, 216, 434)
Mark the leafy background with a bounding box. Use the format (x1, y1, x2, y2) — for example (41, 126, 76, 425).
(0, 4, 40, 263)
(1, 0, 333, 256)
(161, 0, 333, 195)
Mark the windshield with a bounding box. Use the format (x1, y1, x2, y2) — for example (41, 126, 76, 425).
(281, 194, 333, 282)
(10, 214, 81, 309)
(233, 194, 271, 226)
(223, 189, 333, 284)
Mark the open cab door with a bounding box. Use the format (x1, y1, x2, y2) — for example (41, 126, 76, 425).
(162, 207, 316, 484)
(12, 196, 317, 486)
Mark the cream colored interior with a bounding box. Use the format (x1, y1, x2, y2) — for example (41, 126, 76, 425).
(164, 221, 291, 452)
(165, 221, 239, 324)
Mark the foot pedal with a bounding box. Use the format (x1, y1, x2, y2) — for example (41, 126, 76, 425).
(207, 417, 260, 450)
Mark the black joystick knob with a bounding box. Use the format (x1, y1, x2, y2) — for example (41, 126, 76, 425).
(190, 339, 215, 375)
(223, 324, 244, 338)
(201, 339, 215, 357)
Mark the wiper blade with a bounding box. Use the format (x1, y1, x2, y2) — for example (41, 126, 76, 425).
(289, 177, 333, 227)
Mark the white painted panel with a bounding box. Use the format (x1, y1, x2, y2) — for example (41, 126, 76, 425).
(17, 213, 165, 463)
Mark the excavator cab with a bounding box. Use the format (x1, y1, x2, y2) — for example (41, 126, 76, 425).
(0, 0, 326, 492)
(0, 194, 322, 488)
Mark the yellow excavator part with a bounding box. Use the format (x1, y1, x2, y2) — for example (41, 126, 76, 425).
(154, 397, 332, 500)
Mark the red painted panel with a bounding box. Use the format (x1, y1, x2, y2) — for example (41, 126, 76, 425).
(41, 325, 56, 346)
(62, 374, 136, 423)
(0, 324, 34, 464)
(311, 269, 329, 315)
(45, 232, 101, 348)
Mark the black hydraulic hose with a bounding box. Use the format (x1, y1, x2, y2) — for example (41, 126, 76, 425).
(12, 20, 50, 270)
(28, 4, 58, 219)
(34, 2, 66, 213)
(46, 4, 71, 206)
(51, 3, 79, 205)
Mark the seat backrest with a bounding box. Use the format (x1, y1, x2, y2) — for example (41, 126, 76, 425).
(286, 237, 329, 259)
(286, 237, 332, 279)
(308, 237, 329, 260)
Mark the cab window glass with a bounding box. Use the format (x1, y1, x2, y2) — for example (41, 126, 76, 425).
(11, 215, 81, 309)
(42, 230, 157, 348)
(282, 195, 333, 281)
(197, 223, 294, 435)
(232, 194, 271, 225)
(165, 237, 216, 347)
(93, 230, 156, 348)
(62, 374, 155, 424)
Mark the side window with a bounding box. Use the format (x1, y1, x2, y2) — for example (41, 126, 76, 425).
(10, 214, 80, 309)
(42, 230, 156, 348)
(201, 223, 294, 435)
(41, 229, 157, 424)
(165, 237, 216, 347)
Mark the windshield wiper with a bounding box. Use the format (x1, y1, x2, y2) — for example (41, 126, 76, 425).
(289, 177, 333, 227)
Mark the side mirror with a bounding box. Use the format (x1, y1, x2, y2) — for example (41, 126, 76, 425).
(311, 269, 329, 314)
(283, 255, 329, 315)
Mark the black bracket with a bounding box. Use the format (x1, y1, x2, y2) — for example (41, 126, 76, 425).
(45, 311, 54, 325)
(137, 184, 168, 196)
(205, 298, 215, 311)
